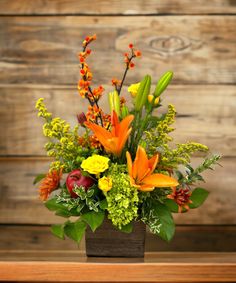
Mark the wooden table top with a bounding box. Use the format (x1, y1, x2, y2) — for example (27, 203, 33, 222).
(0, 251, 235, 282)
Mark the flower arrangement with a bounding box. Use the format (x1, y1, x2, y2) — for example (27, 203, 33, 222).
(35, 35, 220, 244)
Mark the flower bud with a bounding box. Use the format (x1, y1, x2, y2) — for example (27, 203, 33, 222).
(154, 97, 160, 105)
(77, 112, 87, 126)
(108, 90, 121, 117)
(121, 106, 129, 119)
(134, 75, 151, 112)
(154, 71, 173, 97)
(148, 94, 154, 104)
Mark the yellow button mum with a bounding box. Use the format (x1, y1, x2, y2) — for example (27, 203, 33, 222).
(98, 176, 112, 192)
(81, 155, 110, 175)
(128, 83, 140, 97)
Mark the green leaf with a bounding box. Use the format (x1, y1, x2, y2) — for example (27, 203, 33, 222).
(142, 200, 175, 242)
(87, 188, 94, 198)
(51, 224, 65, 239)
(55, 209, 73, 218)
(189, 188, 209, 209)
(76, 203, 85, 213)
(64, 220, 86, 243)
(119, 222, 133, 233)
(81, 210, 105, 232)
(33, 173, 46, 185)
(99, 199, 108, 210)
(155, 202, 175, 242)
(45, 198, 67, 211)
(164, 199, 179, 213)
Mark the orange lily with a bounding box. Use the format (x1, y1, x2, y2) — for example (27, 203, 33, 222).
(126, 146, 179, 191)
(84, 111, 134, 156)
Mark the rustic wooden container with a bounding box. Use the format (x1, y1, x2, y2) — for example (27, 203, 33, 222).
(85, 219, 146, 257)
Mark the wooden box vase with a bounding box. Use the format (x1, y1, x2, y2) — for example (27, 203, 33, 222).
(85, 219, 146, 257)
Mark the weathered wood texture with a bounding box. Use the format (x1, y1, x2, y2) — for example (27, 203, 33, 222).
(0, 1, 235, 251)
(0, 84, 235, 156)
(85, 219, 146, 257)
(0, 16, 236, 84)
(0, 252, 236, 282)
(0, 0, 236, 15)
(0, 157, 234, 224)
(1, 225, 235, 252)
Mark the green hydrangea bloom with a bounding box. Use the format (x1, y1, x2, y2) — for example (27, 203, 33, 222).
(106, 166, 139, 229)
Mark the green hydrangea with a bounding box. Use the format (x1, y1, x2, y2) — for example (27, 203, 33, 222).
(106, 166, 139, 229)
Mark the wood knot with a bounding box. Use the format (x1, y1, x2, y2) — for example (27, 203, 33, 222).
(149, 36, 202, 57)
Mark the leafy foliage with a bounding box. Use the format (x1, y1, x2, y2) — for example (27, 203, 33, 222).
(142, 199, 175, 242)
(177, 155, 221, 186)
(81, 210, 105, 232)
(189, 188, 209, 208)
(64, 220, 87, 244)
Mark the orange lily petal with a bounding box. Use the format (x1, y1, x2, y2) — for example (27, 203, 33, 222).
(134, 146, 149, 182)
(118, 114, 134, 136)
(126, 151, 133, 176)
(138, 184, 155, 192)
(148, 154, 159, 175)
(85, 121, 112, 141)
(142, 173, 179, 188)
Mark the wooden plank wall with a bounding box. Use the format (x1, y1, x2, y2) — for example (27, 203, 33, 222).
(0, 0, 236, 252)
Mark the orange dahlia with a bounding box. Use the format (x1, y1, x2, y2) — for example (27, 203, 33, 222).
(39, 169, 62, 201)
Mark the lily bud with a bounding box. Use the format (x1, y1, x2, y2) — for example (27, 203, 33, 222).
(121, 105, 129, 119)
(134, 75, 151, 112)
(154, 71, 173, 97)
(108, 90, 121, 117)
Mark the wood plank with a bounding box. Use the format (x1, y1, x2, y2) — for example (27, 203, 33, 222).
(0, 16, 235, 84)
(0, 0, 236, 15)
(0, 224, 235, 252)
(0, 157, 234, 225)
(0, 252, 236, 282)
(0, 84, 235, 156)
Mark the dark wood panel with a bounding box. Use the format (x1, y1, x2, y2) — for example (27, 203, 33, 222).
(0, 0, 235, 15)
(0, 84, 235, 156)
(0, 157, 234, 225)
(0, 224, 235, 252)
(0, 16, 235, 84)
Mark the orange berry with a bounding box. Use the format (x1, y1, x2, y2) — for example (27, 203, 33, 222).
(130, 62, 135, 68)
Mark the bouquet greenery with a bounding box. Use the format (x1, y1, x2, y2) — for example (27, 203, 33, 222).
(35, 35, 220, 244)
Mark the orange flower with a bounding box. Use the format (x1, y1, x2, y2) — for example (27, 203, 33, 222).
(126, 146, 178, 192)
(85, 111, 134, 156)
(39, 169, 62, 201)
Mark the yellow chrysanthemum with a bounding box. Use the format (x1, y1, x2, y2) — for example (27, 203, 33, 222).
(128, 83, 140, 97)
(81, 155, 109, 175)
(98, 176, 112, 192)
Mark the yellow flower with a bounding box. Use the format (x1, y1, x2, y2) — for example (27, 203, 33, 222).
(81, 155, 110, 175)
(98, 176, 112, 192)
(128, 83, 140, 97)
